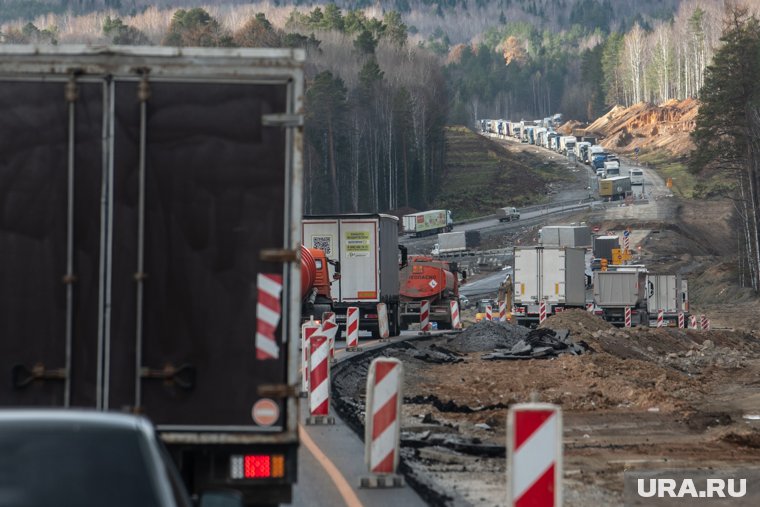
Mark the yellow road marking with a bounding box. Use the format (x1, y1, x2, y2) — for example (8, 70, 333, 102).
(299, 424, 364, 507)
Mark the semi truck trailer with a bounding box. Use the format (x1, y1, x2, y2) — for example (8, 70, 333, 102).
(593, 270, 648, 327)
(402, 209, 454, 237)
(0, 46, 305, 506)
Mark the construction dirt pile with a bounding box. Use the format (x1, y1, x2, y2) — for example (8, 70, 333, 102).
(584, 98, 698, 157)
(332, 316, 760, 506)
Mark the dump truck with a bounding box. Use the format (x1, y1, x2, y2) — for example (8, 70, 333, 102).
(302, 214, 403, 337)
(539, 226, 592, 248)
(402, 209, 453, 237)
(399, 256, 460, 329)
(593, 270, 648, 327)
(431, 230, 481, 256)
(512, 246, 587, 327)
(599, 176, 632, 201)
(646, 274, 689, 325)
(0, 46, 305, 506)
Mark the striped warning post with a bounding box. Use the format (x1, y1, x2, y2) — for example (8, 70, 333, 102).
(377, 303, 390, 340)
(419, 300, 431, 334)
(623, 235, 630, 252)
(701, 314, 708, 331)
(300, 319, 320, 395)
(539, 301, 547, 324)
(690, 315, 698, 329)
(678, 312, 685, 329)
(657, 309, 664, 328)
(450, 300, 462, 329)
(306, 335, 334, 425)
(361, 357, 405, 488)
(499, 300, 507, 322)
(507, 403, 562, 507)
(322, 312, 337, 359)
(586, 302, 594, 312)
(486, 305, 493, 321)
(346, 307, 360, 350)
(624, 306, 631, 328)
(255, 273, 283, 360)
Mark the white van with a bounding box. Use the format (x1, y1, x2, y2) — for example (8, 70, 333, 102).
(630, 169, 645, 185)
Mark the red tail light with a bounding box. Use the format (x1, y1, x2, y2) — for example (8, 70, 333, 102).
(594, 310, 603, 316)
(230, 455, 285, 479)
(555, 307, 564, 313)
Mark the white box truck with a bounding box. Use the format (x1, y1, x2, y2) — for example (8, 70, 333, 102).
(302, 214, 402, 337)
(512, 246, 587, 327)
(646, 274, 689, 325)
(402, 209, 453, 237)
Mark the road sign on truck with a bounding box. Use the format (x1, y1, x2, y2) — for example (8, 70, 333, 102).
(0, 46, 304, 506)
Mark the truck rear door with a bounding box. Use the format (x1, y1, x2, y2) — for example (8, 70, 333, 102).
(0, 49, 303, 435)
(541, 249, 565, 304)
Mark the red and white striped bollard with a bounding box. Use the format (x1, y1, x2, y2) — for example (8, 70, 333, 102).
(507, 403, 562, 506)
(377, 303, 391, 340)
(539, 300, 547, 324)
(700, 314, 708, 331)
(690, 315, 698, 329)
(485, 305, 493, 321)
(678, 312, 685, 329)
(346, 306, 360, 351)
(586, 302, 594, 312)
(361, 357, 404, 488)
(300, 319, 320, 395)
(306, 335, 334, 425)
(624, 306, 631, 328)
(419, 300, 431, 334)
(657, 309, 664, 328)
(450, 300, 462, 329)
(499, 300, 507, 322)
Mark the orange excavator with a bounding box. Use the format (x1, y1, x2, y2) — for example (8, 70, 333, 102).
(399, 255, 462, 330)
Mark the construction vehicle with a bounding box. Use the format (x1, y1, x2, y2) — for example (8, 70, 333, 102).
(512, 246, 587, 327)
(302, 214, 404, 338)
(399, 256, 461, 329)
(402, 209, 454, 237)
(0, 46, 305, 506)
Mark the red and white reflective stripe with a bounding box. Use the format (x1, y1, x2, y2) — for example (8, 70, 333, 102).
(507, 403, 562, 507)
(485, 305, 493, 321)
(586, 302, 594, 312)
(624, 306, 631, 328)
(690, 315, 698, 329)
(539, 301, 547, 324)
(420, 300, 430, 331)
(316, 320, 339, 360)
(301, 321, 320, 390)
(346, 307, 360, 348)
(678, 312, 685, 329)
(308, 335, 330, 417)
(624, 235, 630, 251)
(255, 273, 283, 360)
(657, 309, 664, 328)
(377, 303, 390, 338)
(450, 300, 462, 329)
(701, 314, 708, 331)
(499, 300, 507, 322)
(365, 358, 403, 475)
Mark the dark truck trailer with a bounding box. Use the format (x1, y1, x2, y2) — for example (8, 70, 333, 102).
(0, 46, 304, 506)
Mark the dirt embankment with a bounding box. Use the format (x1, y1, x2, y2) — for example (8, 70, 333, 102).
(561, 99, 698, 158)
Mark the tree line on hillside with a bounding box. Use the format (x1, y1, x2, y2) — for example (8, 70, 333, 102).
(447, 0, 727, 122)
(691, 4, 760, 293)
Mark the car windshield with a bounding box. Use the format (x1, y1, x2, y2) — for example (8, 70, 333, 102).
(0, 423, 165, 507)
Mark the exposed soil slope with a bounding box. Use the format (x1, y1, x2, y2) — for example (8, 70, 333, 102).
(584, 99, 698, 157)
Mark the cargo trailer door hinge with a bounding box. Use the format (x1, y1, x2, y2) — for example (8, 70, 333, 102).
(262, 114, 303, 128)
(258, 384, 299, 398)
(12, 363, 67, 388)
(139, 363, 196, 390)
(260, 248, 300, 263)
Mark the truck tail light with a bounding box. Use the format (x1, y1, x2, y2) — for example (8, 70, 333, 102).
(230, 454, 285, 479)
(366, 314, 377, 319)
(555, 307, 564, 313)
(594, 310, 603, 316)
(515, 307, 525, 314)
